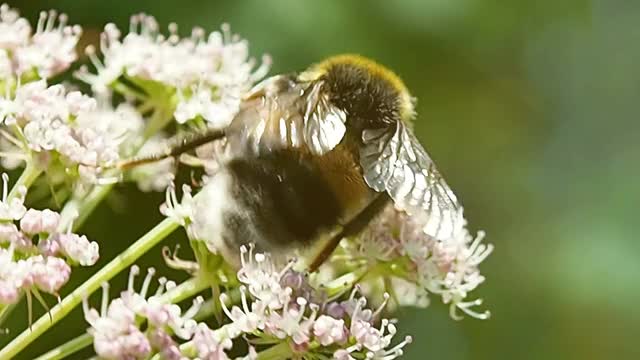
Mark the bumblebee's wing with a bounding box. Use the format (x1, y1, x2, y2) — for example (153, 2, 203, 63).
(230, 75, 347, 155)
(360, 121, 462, 239)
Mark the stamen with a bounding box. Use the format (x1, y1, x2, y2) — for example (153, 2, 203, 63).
(191, 27, 205, 43)
(220, 23, 231, 43)
(100, 282, 110, 316)
(184, 296, 204, 319)
(140, 268, 156, 299)
(155, 277, 167, 296)
(129, 14, 140, 34)
(57, 13, 68, 30)
(456, 299, 491, 320)
(85, 45, 105, 71)
(219, 293, 234, 320)
(240, 286, 250, 313)
(165, 280, 176, 291)
(372, 293, 390, 319)
(2, 173, 8, 202)
(45, 10, 57, 32)
(36, 11, 47, 33)
(127, 265, 140, 293)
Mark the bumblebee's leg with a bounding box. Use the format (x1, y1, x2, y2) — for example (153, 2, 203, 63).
(117, 128, 226, 170)
(308, 194, 390, 272)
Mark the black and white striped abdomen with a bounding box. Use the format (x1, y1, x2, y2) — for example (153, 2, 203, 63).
(191, 150, 342, 264)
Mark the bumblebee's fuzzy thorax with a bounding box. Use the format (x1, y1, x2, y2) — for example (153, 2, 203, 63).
(302, 54, 415, 130)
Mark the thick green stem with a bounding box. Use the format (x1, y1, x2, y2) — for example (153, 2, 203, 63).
(0, 217, 180, 360)
(32, 333, 92, 360)
(7, 161, 42, 201)
(59, 182, 115, 231)
(158, 275, 209, 304)
(324, 266, 369, 298)
(0, 302, 17, 327)
(256, 342, 294, 360)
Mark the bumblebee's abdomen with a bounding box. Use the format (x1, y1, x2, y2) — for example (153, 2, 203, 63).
(223, 151, 342, 252)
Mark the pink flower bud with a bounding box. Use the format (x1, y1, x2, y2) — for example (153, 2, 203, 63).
(31, 256, 70, 294)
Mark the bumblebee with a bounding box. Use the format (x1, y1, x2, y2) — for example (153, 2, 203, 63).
(125, 55, 461, 270)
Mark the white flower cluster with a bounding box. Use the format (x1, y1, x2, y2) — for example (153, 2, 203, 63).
(83, 266, 205, 360)
(0, 174, 99, 304)
(355, 205, 494, 319)
(84, 266, 242, 360)
(0, 79, 151, 184)
(76, 13, 270, 128)
(0, 4, 81, 79)
(215, 246, 412, 359)
(83, 248, 412, 360)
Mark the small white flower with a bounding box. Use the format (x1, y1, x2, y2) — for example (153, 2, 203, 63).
(28, 255, 71, 294)
(13, 10, 82, 78)
(0, 246, 20, 304)
(0, 5, 29, 50)
(0, 49, 12, 78)
(19, 208, 61, 234)
(56, 232, 99, 266)
(265, 297, 317, 346)
(175, 84, 240, 128)
(192, 323, 232, 360)
(0, 222, 20, 245)
(0, 173, 27, 221)
(84, 266, 206, 359)
(237, 246, 295, 310)
(355, 205, 493, 319)
(159, 184, 193, 226)
(313, 315, 348, 346)
(77, 15, 269, 125)
(220, 287, 265, 335)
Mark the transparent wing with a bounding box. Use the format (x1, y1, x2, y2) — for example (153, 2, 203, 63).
(360, 121, 462, 239)
(229, 75, 346, 156)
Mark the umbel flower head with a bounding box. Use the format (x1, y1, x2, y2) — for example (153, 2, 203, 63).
(346, 204, 493, 319)
(76, 13, 271, 129)
(0, 80, 130, 181)
(0, 174, 99, 305)
(83, 266, 205, 360)
(0, 4, 81, 79)
(215, 246, 413, 359)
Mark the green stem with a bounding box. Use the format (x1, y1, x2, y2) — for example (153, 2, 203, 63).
(32, 333, 92, 360)
(158, 275, 210, 304)
(33, 276, 209, 360)
(59, 182, 115, 231)
(0, 217, 180, 360)
(324, 266, 369, 298)
(256, 341, 293, 360)
(0, 302, 17, 327)
(7, 161, 42, 201)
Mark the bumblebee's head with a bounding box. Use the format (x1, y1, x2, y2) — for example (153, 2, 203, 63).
(300, 54, 415, 129)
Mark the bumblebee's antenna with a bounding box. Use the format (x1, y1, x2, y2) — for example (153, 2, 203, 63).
(118, 128, 226, 170)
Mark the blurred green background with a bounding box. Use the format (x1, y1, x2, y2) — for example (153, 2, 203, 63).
(2, 0, 639, 359)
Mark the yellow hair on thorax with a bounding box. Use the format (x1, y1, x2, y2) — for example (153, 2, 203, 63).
(300, 54, 415, 121)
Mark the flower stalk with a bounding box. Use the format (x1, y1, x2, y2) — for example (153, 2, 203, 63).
(0, 217, 179, 360)
(7, 161, 41, 201)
